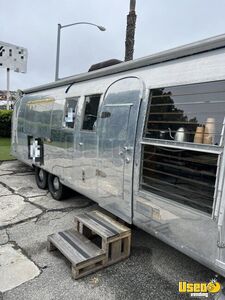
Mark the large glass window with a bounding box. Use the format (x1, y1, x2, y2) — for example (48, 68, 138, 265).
(82, 95, 101, 131)
(141, 81, 225, 215)
(145, 81, 225, 146)
(141, 144, 218, 214)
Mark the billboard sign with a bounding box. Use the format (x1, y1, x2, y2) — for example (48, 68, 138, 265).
(0, 41, 28, 73)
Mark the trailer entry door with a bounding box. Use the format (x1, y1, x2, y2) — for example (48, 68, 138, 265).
(97, 77, 144, 223)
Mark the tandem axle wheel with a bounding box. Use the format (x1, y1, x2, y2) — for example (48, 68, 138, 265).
(35, 167, 69, 201)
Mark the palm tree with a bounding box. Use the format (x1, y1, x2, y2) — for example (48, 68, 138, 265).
(125, 0, 137, 61)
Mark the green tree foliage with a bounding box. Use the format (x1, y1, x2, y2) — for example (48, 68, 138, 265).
(0, 110, 13, 137)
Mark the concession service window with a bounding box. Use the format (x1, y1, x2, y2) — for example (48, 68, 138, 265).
(140, 81, 225, 215)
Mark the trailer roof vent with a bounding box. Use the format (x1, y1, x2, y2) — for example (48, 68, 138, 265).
(88, 59, 122, 72)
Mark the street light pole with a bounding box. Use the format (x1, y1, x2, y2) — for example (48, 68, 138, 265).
(55, 24, 61, 81)
(55, 22, 106, 81)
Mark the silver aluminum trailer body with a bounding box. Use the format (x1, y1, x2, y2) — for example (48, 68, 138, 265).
(11, 34, 225, 276)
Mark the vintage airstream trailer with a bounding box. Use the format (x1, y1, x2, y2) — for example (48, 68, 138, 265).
(11, 34, 225, 276)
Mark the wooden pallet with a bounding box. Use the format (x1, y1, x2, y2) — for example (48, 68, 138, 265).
(47, 229, 106, 279)
(75, 210, 131, 265)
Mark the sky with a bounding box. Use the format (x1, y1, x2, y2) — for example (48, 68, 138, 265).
(1, 0, 225, 91)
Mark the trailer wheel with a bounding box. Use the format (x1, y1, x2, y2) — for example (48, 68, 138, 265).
(35, 167, 48, 189)
(48, 174, 67, 201)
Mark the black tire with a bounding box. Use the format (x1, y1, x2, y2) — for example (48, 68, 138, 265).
(35, 167, 48, 189)
(48, 174, 68, 201)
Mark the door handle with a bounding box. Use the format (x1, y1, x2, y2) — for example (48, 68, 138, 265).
(125, 157, 131, 164)
(123, 146, 131, 152)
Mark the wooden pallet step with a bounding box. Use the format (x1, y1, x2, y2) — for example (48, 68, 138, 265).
(75, 210, 131, 241)
(47, 229, 106, 279)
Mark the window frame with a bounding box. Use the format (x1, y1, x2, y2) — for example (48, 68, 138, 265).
(80, 93, 102, 132)
(139, 80, 225, 218)
(143, 83, 225, 149)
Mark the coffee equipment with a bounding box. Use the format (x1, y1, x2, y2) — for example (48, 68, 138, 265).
(203, 118, 215, 144)
(168, 127, 188, 142)
(194, 126, 204, 144)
